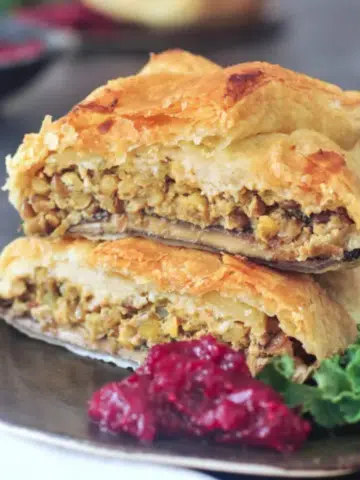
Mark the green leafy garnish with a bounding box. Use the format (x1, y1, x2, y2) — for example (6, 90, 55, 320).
(257, 328, 360, 428)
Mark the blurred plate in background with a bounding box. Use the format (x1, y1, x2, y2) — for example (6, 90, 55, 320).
(9, 1, 283, 54)
(0, 16, 76, 101)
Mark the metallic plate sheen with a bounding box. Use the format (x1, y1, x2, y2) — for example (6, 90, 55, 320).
(0, 322, 359, 478)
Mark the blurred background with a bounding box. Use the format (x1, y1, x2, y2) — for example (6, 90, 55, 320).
(1, 0, 360, 249)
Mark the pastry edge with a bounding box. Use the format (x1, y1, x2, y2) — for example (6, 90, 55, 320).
(0, 310, 144, 369)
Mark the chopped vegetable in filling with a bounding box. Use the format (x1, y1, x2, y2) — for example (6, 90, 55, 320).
(1, 267, 313, 373)
(21, 162, 354, 258)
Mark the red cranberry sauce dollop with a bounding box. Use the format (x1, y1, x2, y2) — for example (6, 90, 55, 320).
(88, 336, 310, 452)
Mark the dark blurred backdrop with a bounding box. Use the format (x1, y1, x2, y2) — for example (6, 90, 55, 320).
(1, 0, 360, 250)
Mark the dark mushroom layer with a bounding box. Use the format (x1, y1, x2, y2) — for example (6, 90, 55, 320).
(20, 162, 359, 273)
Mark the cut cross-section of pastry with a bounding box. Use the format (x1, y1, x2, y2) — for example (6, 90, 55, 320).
(318, 267, 360, 324)
(0, 237, 356, 380)
(6, 50, 360, 273)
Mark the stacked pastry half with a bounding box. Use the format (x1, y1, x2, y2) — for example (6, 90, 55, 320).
(1, 50, 360, 380)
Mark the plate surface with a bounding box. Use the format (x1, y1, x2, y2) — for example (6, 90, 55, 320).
(0, 322, 359, 478)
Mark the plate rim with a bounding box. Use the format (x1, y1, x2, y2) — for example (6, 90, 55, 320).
(0, 419, 355, 479)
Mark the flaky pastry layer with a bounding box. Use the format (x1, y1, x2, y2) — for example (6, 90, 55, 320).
(0, 237, 356, 374)
(318, 267, 360, 324)
(6, 50, 360, 271)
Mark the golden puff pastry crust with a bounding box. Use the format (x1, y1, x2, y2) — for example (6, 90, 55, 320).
(0, 236, 356, 377)
(6, 50, 360, 272)
(318, 267, 360, 324)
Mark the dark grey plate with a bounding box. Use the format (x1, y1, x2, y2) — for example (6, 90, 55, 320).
(0, 322, 359, 478)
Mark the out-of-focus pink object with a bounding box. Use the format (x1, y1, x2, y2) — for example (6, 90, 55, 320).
(16, 2, 119, 33)
(0, 40, 45, 65)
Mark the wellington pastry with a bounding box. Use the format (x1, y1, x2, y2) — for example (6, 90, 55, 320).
(0, 236, 356, 379)
(6, 50, 360, 273)
(318, 267, 360, 324)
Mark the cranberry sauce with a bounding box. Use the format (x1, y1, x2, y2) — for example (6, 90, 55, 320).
(88, 336, 310, 452)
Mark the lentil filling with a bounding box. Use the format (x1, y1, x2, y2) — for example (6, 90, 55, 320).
(1, 267, 313, 374)
(20, 162, 354, 266)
